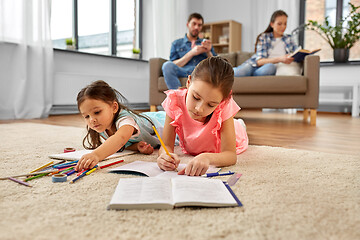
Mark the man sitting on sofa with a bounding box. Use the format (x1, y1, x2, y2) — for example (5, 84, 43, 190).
(162, 12, 216, 89)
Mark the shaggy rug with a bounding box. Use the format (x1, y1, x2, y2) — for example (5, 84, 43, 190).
(0, 123, 359, 240)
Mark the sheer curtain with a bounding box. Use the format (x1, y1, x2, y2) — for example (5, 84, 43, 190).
(250, 0, 300, 51)
(151, 0, 188, 59)
(0, 0, 53, 119)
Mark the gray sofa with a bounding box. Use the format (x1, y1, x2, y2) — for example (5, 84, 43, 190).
(149, 51, 320, 125)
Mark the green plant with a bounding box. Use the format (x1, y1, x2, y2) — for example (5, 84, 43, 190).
(65, 38, 74, 46)
(307, 3, 360, 49)
(132, 48, 141, 54)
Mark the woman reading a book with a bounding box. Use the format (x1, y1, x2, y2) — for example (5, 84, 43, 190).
(233, 10, 298, 77)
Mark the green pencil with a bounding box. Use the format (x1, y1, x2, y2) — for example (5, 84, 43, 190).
(24, 172, 49, 182)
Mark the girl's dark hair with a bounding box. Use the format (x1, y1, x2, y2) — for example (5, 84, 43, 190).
(77, 80, 153, 150)
(254, 10, 288, 52)
(190, 56, 234, 123)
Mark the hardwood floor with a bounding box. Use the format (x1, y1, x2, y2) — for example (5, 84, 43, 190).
(1, 110, 359, 156)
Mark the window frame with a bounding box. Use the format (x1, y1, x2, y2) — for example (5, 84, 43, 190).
(299, 0, 360, 64)
(57, 0, 142, 59)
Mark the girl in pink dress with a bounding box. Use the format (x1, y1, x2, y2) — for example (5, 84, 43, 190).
(157, 56, 248, 176)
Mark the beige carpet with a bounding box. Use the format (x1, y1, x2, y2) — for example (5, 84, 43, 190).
(0, 123, 359, 240)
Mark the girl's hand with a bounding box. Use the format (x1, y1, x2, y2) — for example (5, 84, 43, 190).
(137, 141, 154, 155)
(178, 154, 210, 176)
(75, 152, 101, 171)
(157, 152, 180, 171)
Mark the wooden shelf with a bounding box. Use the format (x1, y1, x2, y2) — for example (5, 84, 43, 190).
(201, 20, 242, 54)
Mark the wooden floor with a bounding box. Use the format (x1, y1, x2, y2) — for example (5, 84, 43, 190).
(1, 110, 360, 156)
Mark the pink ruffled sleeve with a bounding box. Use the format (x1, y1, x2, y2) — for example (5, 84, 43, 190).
(220, 96, 240, 121)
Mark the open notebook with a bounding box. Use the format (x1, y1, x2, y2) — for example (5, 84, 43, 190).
(48, 149, 135, 161)
(108, 160, 221, 178)
(107, 177, 242, 210)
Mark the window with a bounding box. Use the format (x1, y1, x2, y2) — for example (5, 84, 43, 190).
(303, 0, 360, 61)
(50, 0, 141, 58)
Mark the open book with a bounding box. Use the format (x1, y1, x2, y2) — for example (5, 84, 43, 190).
(107, 177, 242, 210)
(48, 149, 135, 161)
(289, 47, 321, 62)
(108, 160, 220, 178)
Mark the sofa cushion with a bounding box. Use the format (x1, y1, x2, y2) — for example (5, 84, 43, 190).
(232, 76, 307, 94)
(218, 52, 237, 67)
(158, 77, 188, 91)
(158, 76, 307, 94)
(236, 51, 254, 66)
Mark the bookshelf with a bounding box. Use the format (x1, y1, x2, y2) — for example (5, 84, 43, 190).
(201, 20, 242, 54)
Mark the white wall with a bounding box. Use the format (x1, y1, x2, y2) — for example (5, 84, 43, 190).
(53, 50, 149, 107)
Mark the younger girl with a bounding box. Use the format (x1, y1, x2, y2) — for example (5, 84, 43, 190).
(233, 10, 298, 77)
(157, 56, 248, 176)
(75, 80, 162, 171)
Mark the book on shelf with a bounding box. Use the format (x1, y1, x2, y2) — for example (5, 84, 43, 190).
(108, 160, 220, 178)
(107, 177, 242, 210)
(48, 149, 135, 161)
(289, 47, 321, 62)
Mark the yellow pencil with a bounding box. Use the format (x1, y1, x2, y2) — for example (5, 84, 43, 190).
(86, 168, 96, 175)
(152, 126, 178, 172)
(29, 161, 54, 173)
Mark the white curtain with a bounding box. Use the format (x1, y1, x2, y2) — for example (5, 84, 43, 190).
(151, 0, 188, 59)
(250, 0, 300, 50)
(0, 0, 53, 119)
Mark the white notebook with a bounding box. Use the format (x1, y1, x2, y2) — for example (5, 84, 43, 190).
(107, 177, 241, 210)
(108, 160, 221, 178)
(48, 149, 135, 161)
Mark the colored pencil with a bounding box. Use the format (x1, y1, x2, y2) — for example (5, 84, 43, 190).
(66, 170, 76, 176)
(8, 177, 32, 187)
(29, 161, 54, 173)
(86, 168, 96, 175)
(53, 163, 77, 169)
(69, 170, 89, 184)
(0, 169, 59, 180)
(77, 169, 86, 176)
(53, 160, 78, 168)
(24, 172, 49, 182)
(152, 126, 178, 171)
(99, 160, 124, 169)
(59, 167, 74, 174)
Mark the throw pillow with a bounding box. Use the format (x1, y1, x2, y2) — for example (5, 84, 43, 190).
(276, 62, 302, 76)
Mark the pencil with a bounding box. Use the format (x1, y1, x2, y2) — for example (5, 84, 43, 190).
(69, 170, 89, 184)
(24, 172, 49, 182)
(99, 160, 124, 169)
(29, 161, 54, 173)
(8, 177, 32, 187)
(0, 169, 59, 180)
(152, 126, 178, 172)
(86, 168, 96, 175)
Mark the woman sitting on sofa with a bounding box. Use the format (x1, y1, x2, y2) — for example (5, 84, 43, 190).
(233, 10, 298, 77)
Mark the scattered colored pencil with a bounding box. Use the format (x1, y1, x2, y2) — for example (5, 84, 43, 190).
(24, 172, 49, 182)
(8, 177, 32, 187)
(99, 160, 124, 169)
(59, 167, 74, 174)
(53, 163, 77, 169)
(53, 160, 78, 168)
(86, 168, 97, 175)
(29, 161, 54, 173)
(77, 169, 86, 176)
(0, 169, 59, 180)
(69, 170, 89, 184)
(66, 170, 76, 176)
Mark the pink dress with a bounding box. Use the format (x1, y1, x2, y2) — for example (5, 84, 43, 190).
(162, 89, 248, 155)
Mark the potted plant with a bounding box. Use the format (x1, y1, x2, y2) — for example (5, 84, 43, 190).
(306, 3, 360, 62)
(132, 48, 141, 59)
(65, 38, 75, 50)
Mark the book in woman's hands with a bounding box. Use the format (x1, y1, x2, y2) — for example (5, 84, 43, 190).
(107, 177, 242, 210)
(289, 47, 321, 62)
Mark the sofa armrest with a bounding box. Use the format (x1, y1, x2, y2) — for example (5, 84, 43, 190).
(149, 57, 167, 106)
(303, 55, 320, 108)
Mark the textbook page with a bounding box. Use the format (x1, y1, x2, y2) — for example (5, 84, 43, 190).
(172, 178, 237, 207)
(108, 178, 173, 210)
(49, 149, 135, 161)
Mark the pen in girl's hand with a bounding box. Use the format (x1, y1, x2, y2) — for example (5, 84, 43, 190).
(201, 171, 235, 178)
